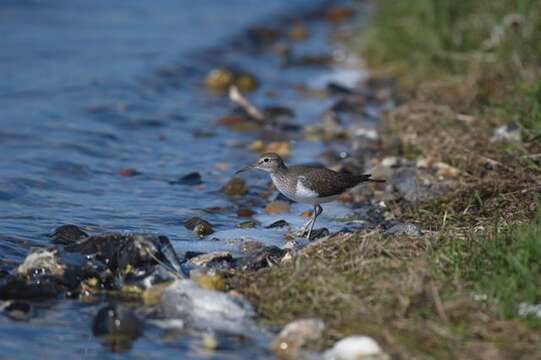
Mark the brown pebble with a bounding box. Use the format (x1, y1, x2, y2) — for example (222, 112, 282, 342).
(265, 201, 290, 214)
(302, 210, 313, 218)
(236, 208, 255, 217)
(118, 168, 142, 177)
(221, 177, 248, 197)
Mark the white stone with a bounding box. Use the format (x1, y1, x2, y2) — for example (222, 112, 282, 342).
(324, 336, 387, 360)
(160, 279, 257, 335)
(17, 248, 65, 277)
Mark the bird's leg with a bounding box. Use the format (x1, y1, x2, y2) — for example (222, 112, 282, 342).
(300, 208, 316, 235)
(306, 204, 323, 239)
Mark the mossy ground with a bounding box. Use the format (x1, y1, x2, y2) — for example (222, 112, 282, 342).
(227, 1, 541, 358)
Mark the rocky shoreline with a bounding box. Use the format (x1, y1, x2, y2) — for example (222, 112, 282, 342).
(2, 1, 515, 358)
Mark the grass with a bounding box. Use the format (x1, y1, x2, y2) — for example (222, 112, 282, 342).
(225, 0, 541, 358)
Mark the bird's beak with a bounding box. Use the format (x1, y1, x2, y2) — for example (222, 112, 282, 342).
(235, 163, 255, 174)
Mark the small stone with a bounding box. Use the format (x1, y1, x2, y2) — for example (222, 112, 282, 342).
(201, 333, 219, 351)
(183, 217, 212, 231)
(288, 23, 308, 41)
(142, 282, 171, 306)
(221, 177, 248, 197)
(237, 246, 286, 271)
(193, 223, 214, 237)
(218, 115, 260, 132)
(189, 251, 234, 267)
(265, 220, 289, 229)
(384, 223, 421, 237)
(239, 240, 265, 253)
(17, 248, 65, 277)
(264, 141, 290, 158)
(118, 168, 142, 177)
(237, 220, 258, 229)
(236, 208, 255, 217)
(309, 228, 329, 241)
(265, 201, 290, 214)
(302, 210, 313, 218)
(491, 123, 522, 143)
(49, 224, 88, 245)
(323, 336, 387, 360)
(435, 162, 459, 179)
(183, 217, 214, 237)
(214, 163, 230, 172)
(271, 318, 325, 357)
(92, 305, 143, 347)
(205, 68, 234, 91)
(235, 73, 258, 92)
(249, 139, 265, 152)
(193, 273, 226, 291)
(4, 301, 32, 321)
(169, 172, 202, 186)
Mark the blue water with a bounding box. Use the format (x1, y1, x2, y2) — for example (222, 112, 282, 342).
(0, 0, 364, 357)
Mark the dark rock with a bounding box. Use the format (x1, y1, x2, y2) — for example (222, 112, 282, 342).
(4, 301, 32, 321)
(0, 276, 65, 300)
(265, 220, 289, 229)
(246, 26, 280, 45)
(237, 220, 258, 229)
(64, 233, 185, 279)
(239, 240, 266, 254)
(326, 82, 355, 95)
(236, 246, 286, 272)
(183, 217, 212, 231)
(169, 172, 203, 186)
(309, 228, 330, 241)
(93, 305, 143, 352)
(193, 223, 214, 237)
(183, 217, 214, 237)
(49, 224, 88, 245)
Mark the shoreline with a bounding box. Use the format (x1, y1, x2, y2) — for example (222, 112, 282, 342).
(226, 0, 541, 358)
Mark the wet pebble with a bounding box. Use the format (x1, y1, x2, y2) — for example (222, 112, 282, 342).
(271, 318, 325, 357)
(118, 168, 142, 177)
(323, 336, 387, 360)
(237, 246, 286, 271)
(4, 301, 32, 321)
(193, 223, 214, 237)
(17, 248, 65, 277)
(265, 219, 289, 229)
(239, 240, 266, 254)
(265, 201, 290, 214)
(93, 305, 143, 351)
(236, 208, 255, 217)
(169, 172, 203, 186)
(309, 228, 330, 241)
(49, 224, 88, 245)
(237, 220, 258, 229)
(221, 177, 248, 197)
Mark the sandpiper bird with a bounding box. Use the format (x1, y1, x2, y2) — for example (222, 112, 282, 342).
(236, 152, 385, 239)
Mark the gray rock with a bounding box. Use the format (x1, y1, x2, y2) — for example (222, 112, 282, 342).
(160, 280, 256, 335)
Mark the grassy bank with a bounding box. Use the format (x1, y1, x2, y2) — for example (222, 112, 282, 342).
(227, 1, 541, 358)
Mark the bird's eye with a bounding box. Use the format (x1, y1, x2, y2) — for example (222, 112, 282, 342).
(263, 158, 269, 163)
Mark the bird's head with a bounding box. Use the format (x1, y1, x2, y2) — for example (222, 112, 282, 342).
(236, 152, 285, 174)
